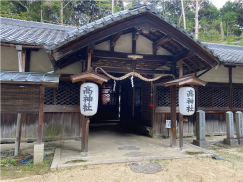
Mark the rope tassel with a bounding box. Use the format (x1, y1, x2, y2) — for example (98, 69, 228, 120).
(131, 76, 134, 87)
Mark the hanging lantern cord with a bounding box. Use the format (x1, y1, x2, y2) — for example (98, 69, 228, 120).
(95, 67, 175, 82)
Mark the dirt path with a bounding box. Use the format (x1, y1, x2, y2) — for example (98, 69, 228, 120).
(2, 156, 243, 182)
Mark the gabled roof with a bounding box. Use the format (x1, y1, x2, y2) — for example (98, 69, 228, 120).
(0, 4, 242, 65)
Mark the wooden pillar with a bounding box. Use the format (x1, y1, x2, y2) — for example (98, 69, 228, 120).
(179, 60, 184, 150)
(37, 86, 44, 144)
(14, 45, 25, 156)
(229, 67, 233, 109)
(81, 115, 86, 152)
(171, 85, 177, 147)
(81, 117, 90, 154)
(87, 53, 92, 71)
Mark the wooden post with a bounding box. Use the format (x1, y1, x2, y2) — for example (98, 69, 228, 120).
(14, 114, 22, 156)
(229, 67, 233, 109)
(81, 115, 86, 152)
(171, 85, 177, 147)
(179, 59, 184, 150)
(87, 52, 92, 71)
(37, 86, 44, 144)
(85, 119, 90, 153)
(14, 45, 25, 156)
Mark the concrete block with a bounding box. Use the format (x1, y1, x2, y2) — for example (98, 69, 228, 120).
(80, 152, 88, 156)
(238, 139, 243, 145)
(34, 143, 44, 153)
(193, 140, 209, 148)
(34, 152, 43, 164)
(51, 148, 61, 171)
(224, 139, 239, 147)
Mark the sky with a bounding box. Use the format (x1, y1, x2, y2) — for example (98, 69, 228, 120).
(211, 0, 233, 9)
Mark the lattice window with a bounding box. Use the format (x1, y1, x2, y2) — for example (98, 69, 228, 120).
(44, 81, 80, 105)
(44, 88, 54, 105)
(198, 86, 229, 108)
(156, 86, 178, 107)
(198, 86, 212, 107)
(233, 88, 243, 108)
(56, 81, 80, 105)
(214, 88, 228, 107)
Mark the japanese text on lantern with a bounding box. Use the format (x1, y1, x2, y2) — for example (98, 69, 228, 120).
(186, 89, 194, 112)
(83, 86, 93, 112)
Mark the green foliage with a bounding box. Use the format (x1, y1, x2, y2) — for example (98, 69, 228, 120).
(1, 157, 16, 167)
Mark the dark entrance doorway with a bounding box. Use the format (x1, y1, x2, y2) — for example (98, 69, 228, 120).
(91, 78, 142, 133)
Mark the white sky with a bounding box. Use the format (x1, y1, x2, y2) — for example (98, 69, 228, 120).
(210, 0, 234, 9)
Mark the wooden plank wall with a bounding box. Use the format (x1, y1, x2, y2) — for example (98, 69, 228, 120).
(154, 111, 227, 137)
(1, 84, 40, 113)
(1, 112, 82, 141)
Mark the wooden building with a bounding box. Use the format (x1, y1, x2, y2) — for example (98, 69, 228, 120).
(1, 5, 243, 145)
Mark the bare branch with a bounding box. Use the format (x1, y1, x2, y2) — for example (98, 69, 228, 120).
(17, 0, 29, 13)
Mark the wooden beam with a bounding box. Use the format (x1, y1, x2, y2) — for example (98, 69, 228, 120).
(170, 85, 177, 147)
(47, 52, 57, 70)
(197, 68, 212, 78)
(183, 61, 195, 72)
(92, 50, 173, 62)
(52, 15, 148, 60)
(153, 35, 171, 51)
(229, 67, 233, 109)
(179, 59, 183, 150)
(110, 32, 122, 48)
(1, 43, 41, 49)
(133, 28, 142, 40)
(147, 13, 219, 67)
(37, 86, 44, 144)
(173, 50, 193, 62)
(96, 67, 172, 75)
(132, 31, 137, 54)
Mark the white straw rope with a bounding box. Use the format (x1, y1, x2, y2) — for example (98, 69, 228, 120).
(95, 67, 175, 82)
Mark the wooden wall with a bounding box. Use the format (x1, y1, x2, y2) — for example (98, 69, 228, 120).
(1, 112, 82, 142)
(153, 110, 231, 137)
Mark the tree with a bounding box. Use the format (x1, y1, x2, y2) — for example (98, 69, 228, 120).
(221, 1, 239, 37)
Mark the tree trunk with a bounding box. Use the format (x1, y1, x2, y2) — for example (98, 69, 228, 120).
(227, 21, 229, 37)
(41, 9, 43, 22)
(112, 0, 114, 14)
(195, 0, 199, 39)
(220, 21, 224, 39)
(181, 0, 186, 29)
(60, 1, 63, 25)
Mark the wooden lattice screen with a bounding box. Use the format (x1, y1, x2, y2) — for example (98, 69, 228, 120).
(233, 88, 243, 108)
(156, 86, 178, 107)
(44, 81, 80, 105)
(198, 86, 229, 108)
(156, 85, 243, 109)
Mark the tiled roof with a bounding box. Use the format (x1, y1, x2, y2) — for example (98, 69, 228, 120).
(202, 42, 243, 64)
(0, 17, 76, 51)
(0, 71, 61, 86)
(1, 4, 243, 64)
